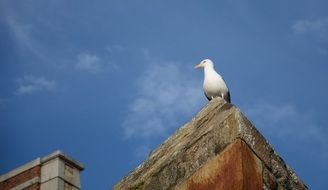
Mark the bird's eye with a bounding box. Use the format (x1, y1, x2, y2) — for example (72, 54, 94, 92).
(202, 61, 206, 63)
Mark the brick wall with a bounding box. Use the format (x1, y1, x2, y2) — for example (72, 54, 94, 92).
(0, 166, 41, 190)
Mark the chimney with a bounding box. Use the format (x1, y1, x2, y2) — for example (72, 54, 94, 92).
(0, 150, 84, 190)
(114, 98, 307, 190)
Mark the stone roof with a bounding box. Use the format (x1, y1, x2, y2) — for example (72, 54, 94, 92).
(114, 98, 307, 190)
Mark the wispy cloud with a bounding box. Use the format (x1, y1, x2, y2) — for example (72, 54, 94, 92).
(318, 48, 328, 55)
(122, 57, 204, 139)
(15, 76, 56, 95)
(243, 101, 328, 160)
(292, 17, 328, 41)
(75, 52, 118, 74)
(5, 14, 48, 60)
(76, 53, 103, 73)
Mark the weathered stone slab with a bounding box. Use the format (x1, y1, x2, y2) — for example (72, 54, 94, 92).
(176, 139, 262, 190)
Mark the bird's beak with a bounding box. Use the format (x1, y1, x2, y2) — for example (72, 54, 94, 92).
(194, 63, 202, 69)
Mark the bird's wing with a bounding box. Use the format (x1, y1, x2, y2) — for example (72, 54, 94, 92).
(204, 90, 231, 103)
(204, 91, 212, 101)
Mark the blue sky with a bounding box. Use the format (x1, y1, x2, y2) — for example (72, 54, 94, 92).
(1, 0, 328, 189)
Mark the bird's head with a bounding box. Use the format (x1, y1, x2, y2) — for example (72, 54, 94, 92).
(194, 59, 214, 69)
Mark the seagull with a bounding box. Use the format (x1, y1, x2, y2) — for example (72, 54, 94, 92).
(195, 59, 231, 103)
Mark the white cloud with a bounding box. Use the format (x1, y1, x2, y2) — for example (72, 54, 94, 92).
(243, 101, 328, 159)
(318, 48, 328, 55)
(292, 17, 328, 41)
(15, 76, 56, 95)
(76, 52, 118, 74)
(76, 53, 103, 73)
(6, 14, 48, 60)
(122, 60, 204, 139)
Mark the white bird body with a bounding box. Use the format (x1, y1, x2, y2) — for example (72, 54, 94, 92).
(195, 59, 231, 103)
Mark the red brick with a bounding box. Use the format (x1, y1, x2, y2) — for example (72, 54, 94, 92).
(0, 166, 41, 190)
(23, 183, 40, 190)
